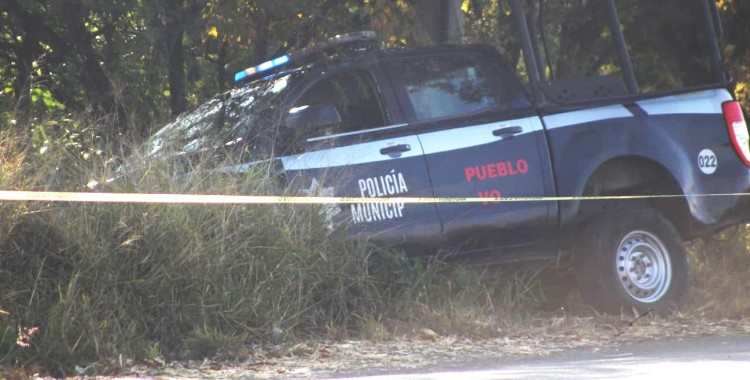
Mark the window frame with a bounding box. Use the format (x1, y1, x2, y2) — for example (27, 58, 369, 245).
(281, 65, 394, 145)
(382, 51, 520, 124)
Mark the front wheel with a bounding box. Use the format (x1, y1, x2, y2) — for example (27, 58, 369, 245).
(574, 207, 689, 316)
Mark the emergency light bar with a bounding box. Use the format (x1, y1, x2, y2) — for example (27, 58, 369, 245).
(234, 55, 291, 83)
(234, 31, 378, 84)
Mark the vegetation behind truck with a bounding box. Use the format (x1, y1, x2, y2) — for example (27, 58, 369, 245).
(145, 0, 750, 315)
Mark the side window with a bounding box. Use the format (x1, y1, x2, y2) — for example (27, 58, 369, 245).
(288, 70, 387, 140)
(386, 55, 512, 121)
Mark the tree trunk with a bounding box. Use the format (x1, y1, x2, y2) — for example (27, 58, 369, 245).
(11, 25, 40, 121)
(167, 29, 187, 117)
(217, 37, 229, 94)
(253, 9, 270, 63)
(164, 0, 187, 117)
(497, 0, 522, 70)
(66, 0, 128, 132)
(2, 0, 53, 120)
(413, 0, 464, 44)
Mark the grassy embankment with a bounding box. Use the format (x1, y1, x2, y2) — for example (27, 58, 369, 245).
(0, 116, 748, 377)
(0, 120, 546, 376)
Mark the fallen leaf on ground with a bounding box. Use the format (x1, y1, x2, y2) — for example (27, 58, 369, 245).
(418, 328, 439, 341)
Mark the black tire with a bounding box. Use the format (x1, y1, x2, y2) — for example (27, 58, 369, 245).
(574, 207, 689, 316)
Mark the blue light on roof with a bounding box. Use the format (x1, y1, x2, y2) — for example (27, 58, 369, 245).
(234, 55, 291, 83)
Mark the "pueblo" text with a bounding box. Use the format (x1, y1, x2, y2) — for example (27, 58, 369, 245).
(465, 159, 528, 182)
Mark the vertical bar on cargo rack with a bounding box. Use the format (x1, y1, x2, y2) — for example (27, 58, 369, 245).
(604, 0, 639, 95)
(527, 10, 548, 83)
(510, 0, 543, 105)
(700, 0, 728, 83)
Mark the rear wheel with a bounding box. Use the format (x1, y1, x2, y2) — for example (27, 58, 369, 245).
(575, 207, 689, 316)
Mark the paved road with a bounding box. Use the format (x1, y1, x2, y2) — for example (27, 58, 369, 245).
(330, 335, 750, 380)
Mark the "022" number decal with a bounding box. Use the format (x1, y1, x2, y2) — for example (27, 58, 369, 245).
(697, 149, 717, 175)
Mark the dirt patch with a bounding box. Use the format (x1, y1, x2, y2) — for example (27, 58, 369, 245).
(37, 316, 750, 379)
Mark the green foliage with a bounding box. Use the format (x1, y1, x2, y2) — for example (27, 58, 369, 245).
(719, 0, 750, 110)
(2, 0, 746, 136)
(0, 0, 426, 137)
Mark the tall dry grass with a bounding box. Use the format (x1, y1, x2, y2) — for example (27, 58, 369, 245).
(0, 119, 544, 376)
(686, 227, 750, 318)
(0, 125, 381, 373)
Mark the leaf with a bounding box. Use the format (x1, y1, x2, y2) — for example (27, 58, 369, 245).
(418, 328, 439, 341)
(207, 26, 218, 39)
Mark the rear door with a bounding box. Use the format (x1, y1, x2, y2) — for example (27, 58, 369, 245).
(278, 66, 441, 246)
(382, 49, 556, 249)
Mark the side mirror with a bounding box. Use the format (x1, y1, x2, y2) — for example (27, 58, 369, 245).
(286, 104, 342, 131)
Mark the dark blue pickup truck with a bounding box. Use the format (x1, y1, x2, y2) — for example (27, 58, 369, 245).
(144, 0, 750, 315)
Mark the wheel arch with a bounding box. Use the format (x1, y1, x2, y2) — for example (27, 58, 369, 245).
(573, 155, 693, 239)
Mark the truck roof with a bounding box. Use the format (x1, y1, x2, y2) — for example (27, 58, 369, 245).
(234, 31, 504, 86)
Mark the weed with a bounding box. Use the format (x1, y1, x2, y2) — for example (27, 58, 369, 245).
(685, 225, 750, 318)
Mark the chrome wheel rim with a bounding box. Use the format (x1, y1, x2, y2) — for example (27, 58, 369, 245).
(614, 230, 672, 303)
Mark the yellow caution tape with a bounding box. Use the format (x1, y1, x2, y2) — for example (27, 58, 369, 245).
(0, 190, 748, 204)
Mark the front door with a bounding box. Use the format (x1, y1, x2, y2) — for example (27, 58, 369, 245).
(279, 68, 441, 247)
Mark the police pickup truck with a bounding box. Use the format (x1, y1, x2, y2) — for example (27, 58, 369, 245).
(145, 0, 750, 315)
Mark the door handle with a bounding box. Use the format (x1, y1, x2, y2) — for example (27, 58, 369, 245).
(492, 126, 523, 138)
(380, 144, 411, 155)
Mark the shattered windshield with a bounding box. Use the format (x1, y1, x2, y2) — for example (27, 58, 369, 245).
(145, 73, 300, 158)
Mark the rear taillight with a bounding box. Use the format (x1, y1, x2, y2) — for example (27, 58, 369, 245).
(723, 101, 750, 168)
